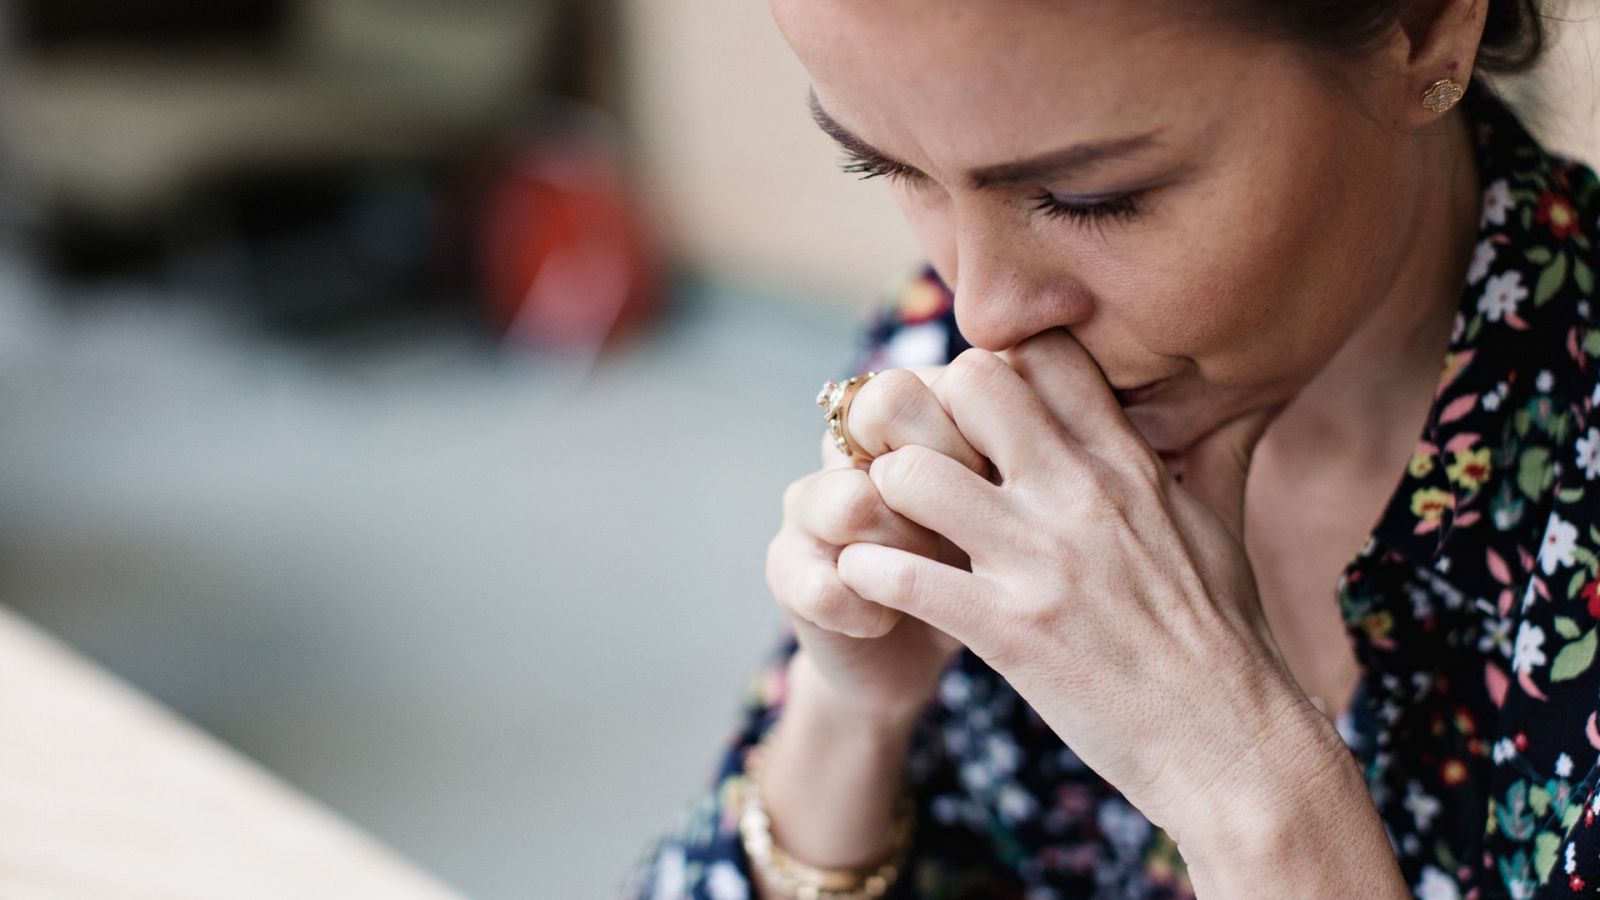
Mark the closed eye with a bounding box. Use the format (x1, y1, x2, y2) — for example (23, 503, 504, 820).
(839, 150, 922, 183)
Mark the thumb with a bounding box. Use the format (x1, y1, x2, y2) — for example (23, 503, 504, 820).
(1177, 405, 1279, 538)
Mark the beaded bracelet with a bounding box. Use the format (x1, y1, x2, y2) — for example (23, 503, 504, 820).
(736, 732, 915, 900)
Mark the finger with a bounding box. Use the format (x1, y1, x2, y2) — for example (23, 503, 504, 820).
(836, 542, 991, 650)
(867, 444, 1004, 557)
(792, 468, 942, 556)
(842, 368, 989, 477)
(998, 329, 1143, 459)
(929, 348, 1066, 479)
(766, 531, 903, 639)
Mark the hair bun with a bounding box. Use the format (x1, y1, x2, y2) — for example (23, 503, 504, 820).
(1479, 0, 1546, 73)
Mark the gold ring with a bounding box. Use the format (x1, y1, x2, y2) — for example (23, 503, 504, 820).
(815, 372, 878, 464)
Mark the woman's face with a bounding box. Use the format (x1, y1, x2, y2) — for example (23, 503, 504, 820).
(771, 0, 1431, 455)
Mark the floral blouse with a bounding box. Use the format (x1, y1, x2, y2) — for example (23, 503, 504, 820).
(627, 85, 1600, 899)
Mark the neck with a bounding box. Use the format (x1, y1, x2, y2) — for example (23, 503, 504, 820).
(1264, 110, 1483, 473)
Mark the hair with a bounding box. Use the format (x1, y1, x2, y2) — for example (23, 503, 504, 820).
(1214, 0, 1547, 74)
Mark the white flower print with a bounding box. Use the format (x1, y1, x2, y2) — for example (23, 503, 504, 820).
(649, 846, 687, 900)
(1578, 427, 1600, 480)
(1567, 840, 1577, 874)
(939, 670, 971, 707)
(1405, 781, 1442, 831)
(1481, 178, 1513, 228)
(1557, 752, 1575, 778)
(1482, 391, 1502, 412)
(882, 322, 948, 369)
(1479, 616, 1513, 658)
(1468, 238, 1496, 284)
(985, 733, 1021, 777)
(1536, 369, 1555, 392)
(1493, 736, 1519, 764)
(1097, 797, 1152, 857)
(1513, 621, 1547, 674)
(1478, 270, 1528, 323)
(706, 861, 749, 900)
(1416, 865, 1462, 900)
(997, 783, 1037, 823)
(1540, 513, 1579, 574)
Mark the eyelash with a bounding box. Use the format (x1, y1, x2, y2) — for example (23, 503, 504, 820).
(839, 153, 1145, 228)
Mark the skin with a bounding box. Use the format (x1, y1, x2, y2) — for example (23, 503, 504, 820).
(759, 0, 1490, 894)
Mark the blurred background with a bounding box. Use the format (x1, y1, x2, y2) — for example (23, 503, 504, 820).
(0, 2, 1594, 897)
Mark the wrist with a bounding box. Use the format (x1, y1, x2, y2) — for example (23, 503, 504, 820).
(786, 650, 927, 741)
(1170, 710, 1403, 894)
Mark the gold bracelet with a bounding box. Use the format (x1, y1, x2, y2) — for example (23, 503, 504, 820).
(736, 731, 915, 900)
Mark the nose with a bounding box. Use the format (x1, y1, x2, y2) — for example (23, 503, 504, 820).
(945, 230, 1094, 352)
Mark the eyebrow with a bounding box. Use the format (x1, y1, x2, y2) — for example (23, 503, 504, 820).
(808, 89, 1161, 190)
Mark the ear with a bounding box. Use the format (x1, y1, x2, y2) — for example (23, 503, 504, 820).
(1386, 0, 1491, 125)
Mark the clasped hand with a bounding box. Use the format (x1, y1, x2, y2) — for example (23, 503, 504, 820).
(773, 327, 1330, 845)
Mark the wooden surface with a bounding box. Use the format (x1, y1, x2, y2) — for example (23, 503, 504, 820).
(0, 605, 462, 899)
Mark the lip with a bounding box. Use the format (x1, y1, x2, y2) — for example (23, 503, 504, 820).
(1111, 377, 1169, 407)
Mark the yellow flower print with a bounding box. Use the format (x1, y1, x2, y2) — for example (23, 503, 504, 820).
(1361, 610, 1395, 644)
(1446, 447, 1493, 491)
(1411, 487, 1455, 523)
(1409, 453, 1436, 478)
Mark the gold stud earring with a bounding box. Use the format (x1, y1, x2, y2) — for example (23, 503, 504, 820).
(1422, 78, 1465, 113)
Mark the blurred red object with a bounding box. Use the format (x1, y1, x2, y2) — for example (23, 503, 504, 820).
(478, 127, 662, 352)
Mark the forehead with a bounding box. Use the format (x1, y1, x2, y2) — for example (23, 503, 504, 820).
(770, 0, 1270, 166)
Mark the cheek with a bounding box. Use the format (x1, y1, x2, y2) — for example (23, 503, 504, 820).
(1101, 140, 1395, 389)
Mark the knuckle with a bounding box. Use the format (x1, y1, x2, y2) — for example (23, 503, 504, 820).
(781, 477, 806, 520)
(802, 570, 854, 629)
(1125, 446, 1170, 490)
(876, 443, 931, 490)
(885, 554, 920, 603)
(943, 348, 1004, 395)
(831, 471, 883, 537)
(853, 369, 922, 433)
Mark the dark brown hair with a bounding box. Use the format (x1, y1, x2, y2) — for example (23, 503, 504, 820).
(1214, 0, 1546, 73)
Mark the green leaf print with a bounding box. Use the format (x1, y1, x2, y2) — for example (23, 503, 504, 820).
(1577, 257, 1596, 296)
(1585, 329, 1600, 359)
(1570, 568, 1589, 600)
(1551, 628, 1598, 682)
(1535, 252, 1569, 306)
(1554, 616, 1582, 639)
(1560, 487, 1587, 504)
(1518, 446, 1554, 500)
(1566, 802, 1585, 831)
(1574, 545, 1598, 571)
(1500, 782, 1536, 839)
(1531, 783, 1552, 816)
(1528, 246, 1554, 264)
(1536, 830, 1562, 882)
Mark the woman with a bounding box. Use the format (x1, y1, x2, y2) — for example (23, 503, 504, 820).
(632, 1, 1600, 896)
